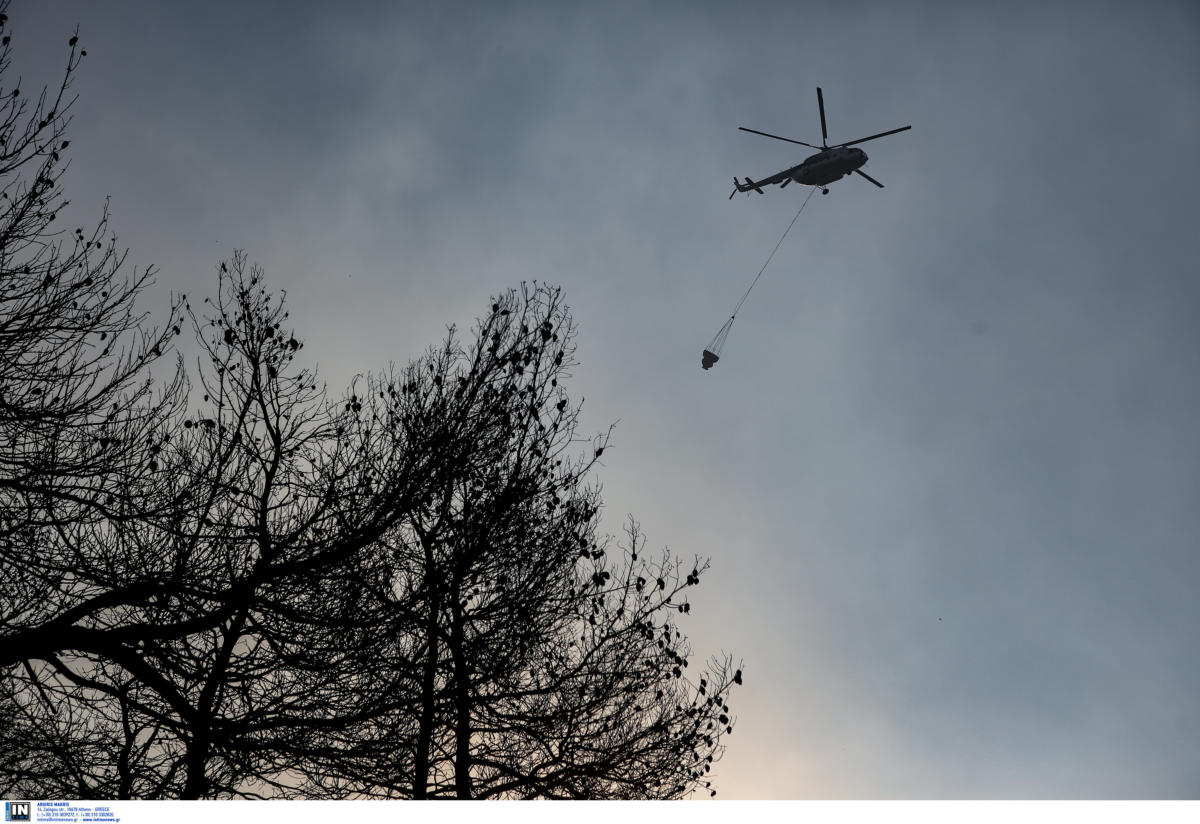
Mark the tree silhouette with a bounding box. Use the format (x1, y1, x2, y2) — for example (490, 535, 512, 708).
(3, 253, 440, 798)
(328, 287, 742, 799)
(0, 5, 178, 500)
(0, 7, 188, 796)
(4, 262, 741, 800)
(0, 7, 742, 799)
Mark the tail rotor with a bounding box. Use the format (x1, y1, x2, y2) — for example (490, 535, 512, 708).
(729, 177, 764, 199)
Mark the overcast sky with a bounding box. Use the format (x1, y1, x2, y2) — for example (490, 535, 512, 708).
(12, 0, 1199, 799)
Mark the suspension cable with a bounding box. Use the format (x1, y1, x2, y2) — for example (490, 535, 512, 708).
(703, 186, 818, 368)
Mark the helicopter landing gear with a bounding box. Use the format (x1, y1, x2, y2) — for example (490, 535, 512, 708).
(821, 187, 829, 195)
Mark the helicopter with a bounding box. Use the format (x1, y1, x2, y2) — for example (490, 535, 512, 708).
(730, 87, 910, 198)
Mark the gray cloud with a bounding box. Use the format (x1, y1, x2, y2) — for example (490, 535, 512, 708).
(11, 0, 1199, 798)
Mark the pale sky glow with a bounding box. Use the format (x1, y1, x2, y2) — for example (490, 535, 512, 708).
(13, 0, 1200, 799)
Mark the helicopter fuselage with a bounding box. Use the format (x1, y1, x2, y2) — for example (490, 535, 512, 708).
(787, 146, 867, 187)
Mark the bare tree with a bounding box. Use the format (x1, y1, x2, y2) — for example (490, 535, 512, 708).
(0, 13, 384, 795)
(4, 253, 439, 798)
(4, 258, 743, 799)
(0, 6, 742, 797)
(314, 284, 742, 799)
(0, 7, 189, 796)
(0, 4, 180, 505)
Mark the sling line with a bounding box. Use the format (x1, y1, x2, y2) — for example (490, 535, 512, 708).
(702, 185, 817, 370)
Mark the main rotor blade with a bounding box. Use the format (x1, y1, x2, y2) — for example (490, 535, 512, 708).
(839, 125, 912, 148)
(738, 126, 822, 149)
(854, 169, 884, 188)
(817, 87, 828, 147)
